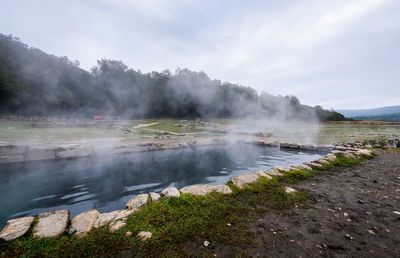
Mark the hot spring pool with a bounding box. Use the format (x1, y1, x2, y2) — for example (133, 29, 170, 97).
(0, 143, 324, 226)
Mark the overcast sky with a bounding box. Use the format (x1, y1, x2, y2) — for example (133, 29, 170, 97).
(1, 0, 399, 109)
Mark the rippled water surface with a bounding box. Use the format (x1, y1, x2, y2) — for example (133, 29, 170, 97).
(0, 144, 323, 226)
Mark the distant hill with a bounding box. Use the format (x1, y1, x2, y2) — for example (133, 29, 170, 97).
(352, 112, 400, 122)
(337, 106, 400, 118)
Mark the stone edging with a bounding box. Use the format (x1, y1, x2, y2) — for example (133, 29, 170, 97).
(0, 141, 376, 242)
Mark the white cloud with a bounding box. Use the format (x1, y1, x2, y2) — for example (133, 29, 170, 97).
(0, 0, 398, 109)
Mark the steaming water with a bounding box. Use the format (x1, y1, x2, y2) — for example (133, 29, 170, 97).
(0, 144, 323, 227)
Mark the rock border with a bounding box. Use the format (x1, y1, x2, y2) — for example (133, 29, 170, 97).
(0, 140, 377, 241)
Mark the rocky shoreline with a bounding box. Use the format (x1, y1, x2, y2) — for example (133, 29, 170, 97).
(0, 141, 377, 242)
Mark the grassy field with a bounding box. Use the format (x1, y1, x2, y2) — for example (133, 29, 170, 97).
(0, 119, 399, 144)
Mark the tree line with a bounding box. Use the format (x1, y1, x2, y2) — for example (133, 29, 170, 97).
(0, 34, 346, 121)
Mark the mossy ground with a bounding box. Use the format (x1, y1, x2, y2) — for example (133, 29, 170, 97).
(0, 154, 368, 257)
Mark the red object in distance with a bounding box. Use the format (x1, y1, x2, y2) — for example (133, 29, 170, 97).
(93, 116, 103, 119)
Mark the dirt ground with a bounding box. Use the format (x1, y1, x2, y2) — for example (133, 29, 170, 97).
(189, 150, 400, 257)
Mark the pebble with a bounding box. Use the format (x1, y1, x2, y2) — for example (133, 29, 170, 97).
(204, 240, 210, 247)
(345, 234, 353, 240)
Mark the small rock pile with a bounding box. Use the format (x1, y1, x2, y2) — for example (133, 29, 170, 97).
(174, 120, 209, 128)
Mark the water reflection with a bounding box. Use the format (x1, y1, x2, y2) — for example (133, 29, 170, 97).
(0, 143, 323, 226)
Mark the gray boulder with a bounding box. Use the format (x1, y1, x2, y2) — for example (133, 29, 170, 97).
(272, 165, 293, 172)
(94, 211, 119, 229)
(180, 184, 232, 196)
(251, 170, 273, 179)
(315, 159, 330, 165)
(228, 173, 259, 189)
(354, 149, 372, 156)
(149, 192, 161, 201)
(70, 209, 100, 238)
(289, 164, 312, 171)
(0, 216, 34, 241)
(264, 169, 283, 176)
(299, 144, 317, 151)
(126, 194, 148, 210)
(33, 210, 69, 238)
(324, 154, 336, 161)
(25, 147, 55, 161)
(304, 162, 323, 168)
(280, 143, 300, 149)
(161, 187, 180, 198)
(56, 145, 93, 159)
(109, 220, 126, 233)
(113, 209, 136, 222)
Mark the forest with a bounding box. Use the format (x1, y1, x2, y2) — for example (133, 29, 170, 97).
(0, 34, 346, 121)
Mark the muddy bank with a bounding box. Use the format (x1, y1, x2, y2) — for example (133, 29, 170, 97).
(186, 150, 400, 257)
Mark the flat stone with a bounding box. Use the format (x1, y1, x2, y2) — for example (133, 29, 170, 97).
(126, 194, 148, 210)
(252, 140, 266, 146)
(335, 146, 359, 151)
(109, 220, 126, 233)
(285, 186, 297, 193)
(317, 145, 334, 151)
(0, 144, 27, 156)
(56, 146, 93, 159)
(0, 155, 25, 164)
(70, 209, 100, 238)
(252, 170, 273, 179)
(0, 216, 34, 241)
(343, 152, 356, 159)
(229, 173, 259, 189)
(304, 162, 323, 168)
(324, 155, 336, 161)
(137, 231, 153, 241)
(354, 149, 372, 156)
(161, 187, 180, 198)
(25, 147, 55, 161)
(94, 211, 119, 228)
(272, 165, 293, 172)
(264, 169, 283, 176)
(280, 142, 300, 149)
(33, 210, 69, 238)
(290, 164, 312, 171)
(299, 144, 317, 151)
(180, 184, 232, 196)
(113, 209, 136, 222)
(331, 150, 345, 155)
(264, 142, 279, 147)
(315, 159, 330, 165)
(149, 192, 161, 201)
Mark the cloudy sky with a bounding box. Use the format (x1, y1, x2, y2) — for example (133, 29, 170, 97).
(1, 0, 399, 109)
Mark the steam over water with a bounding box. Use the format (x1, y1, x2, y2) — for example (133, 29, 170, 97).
(0, 144, 323, 227)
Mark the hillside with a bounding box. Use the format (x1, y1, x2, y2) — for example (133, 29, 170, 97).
(0, 34, 345, 121)
(352, 112, 400, 122)
(337, 106, 400, 118)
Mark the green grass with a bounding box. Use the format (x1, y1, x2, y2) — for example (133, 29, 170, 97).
(146, 121, 207, 133)
(0, 153, 372, 257)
